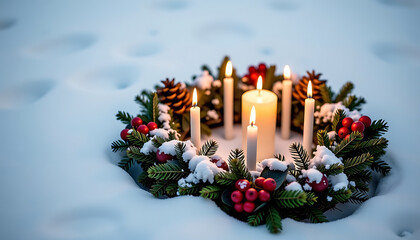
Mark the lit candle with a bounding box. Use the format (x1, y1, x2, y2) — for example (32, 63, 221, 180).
(223, 60, 234, 139)
(242, 76, 278, 161)
(281, 65, 292, 139)
(302, 81, 315, 157)
(190, 88, 201, 148)
(247, 106, 258, 171)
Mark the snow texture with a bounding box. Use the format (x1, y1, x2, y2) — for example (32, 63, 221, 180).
(310, 146, 343, 169)
(206, 109, 219, 120)
(329, 173, 349, 191)
(314, 102, 361, 124)
(1, 1, 419, 239)
(184, 155, 224, 184)
(302, 168, 324, 184)
(260, 158, 288, 171)
(285, 181, 303, 192)
(194, 70, 214, 90)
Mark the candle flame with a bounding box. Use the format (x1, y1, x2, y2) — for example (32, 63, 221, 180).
(257, 76, 262, 90)
(284, 65, 291, 80)
(225, 61, 232, 77)
(192, 88, 198, 106)
(250, 106, 256, 126)
(307, 81, 312, 98)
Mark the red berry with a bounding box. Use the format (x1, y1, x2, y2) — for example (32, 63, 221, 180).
(255, 177, 265, 188)
(249, 72, 259, 83)
(243, 201, 256, 213)
(248, 66, 257, 73)
(338, 127, 351, 139)
(258, 190, 271, 202)
(263, 178, 277, 192)
(147, 122, 158, 131)
(231, 190, 243, 203)
(359, 116, 372, 128)
(245, 188, 258, 202)
(235, 179, 251, 192)
(342, 117, 354, 128)
(120, 129, 130, 141)
(258, 63, 267, 72)
(351, 121, 365, 133)
(234, 203, 244, 213)
(156, 149, 173, 163)
(137, 124, 149, 135)
(210, 156, 229, 171)
(306, 175, 328, 192)
(131, 117, 143, 128)
(345, 134, 350, 141)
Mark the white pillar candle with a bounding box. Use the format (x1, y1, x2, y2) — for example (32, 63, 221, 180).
(242, 76, 278, 161)
(190, 88, 201, 149)
(223, 60, 234, 139)
(302, 81, 315, 157)
(247, 106, 258, 171)
(281, 65, 292, 139)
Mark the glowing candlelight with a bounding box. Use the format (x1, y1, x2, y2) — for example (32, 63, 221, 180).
(247, 106, 258, 171)
(303, 81, 315, 157)
(224, 60, 234, 139)
(281, 64, 292, 139)
(190, 88, 201, 148)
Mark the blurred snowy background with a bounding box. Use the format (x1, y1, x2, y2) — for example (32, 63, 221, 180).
(0, 0, 420, 239)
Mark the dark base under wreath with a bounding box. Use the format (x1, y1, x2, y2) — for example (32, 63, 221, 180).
(111, 56, 390, 233)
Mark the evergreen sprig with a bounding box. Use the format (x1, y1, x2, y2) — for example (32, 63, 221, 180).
(229, 157, 252, 182)
(115, 111, 134, 125)
(364, 119, 389, 139)
(111, 140, 130, 152)
(273, 190, 307, 208)
(126, 147, 155, 166)
(227, 149, 245, 162)
(248, 210, 266, 226)
(152, 136, 166, 148)
(127, 130, 149, 146)
(215, 171, 238, 186)
(147, 162, 185, 181)
(319, 83, 333, 103)
(200, 185, 224, 200)
(290, 143, 310, 170)
(165, 182, 179, 197)
(198, 139, 218, 156)
(266, 206, 282, 233)
(150, 180, 170, 197)
(349, 190, 369, 204)
(316, 163, 344, 175)
(343, 95, 366, 111)
(273, 153, 285, 161)
(371, 159, 391, 175)
(317, 130, 330, 147)
(343, 153, 373, 175)
(331, 109, 346, 132)
(175, 142, 186, 161)
(333, 131, 363, 157)
(334, 82, 354, 102)
(328, 188, 352, 203)
(308, 208, 328, 223)
(179, 184, 202, 196)
(118, 156, 134, 171)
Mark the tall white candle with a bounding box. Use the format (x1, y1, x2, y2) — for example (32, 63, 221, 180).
(242, 76, 278, 161)
(303, 81, 315, 157)
(223, 61, 234, 139)
(281, 65, 292, 139)
(247, 106, 258, 171)
(190, 88, 201, 149)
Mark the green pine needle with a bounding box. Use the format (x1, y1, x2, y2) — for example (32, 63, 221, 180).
(289, 142, 310, 170)
(215, 171, 238, 186)
(199, 185, 224, 200)
(328, 188, 352, 203)
(331, 109, 346, 132)
(343, 95, 366, 111)
(317, 130, 330, 147)
(179, 184, 202, 196)
(334, 82, 354, 102)
(147, 162, 185, 181)
(111, 140, 130, 152)
(248, 210, 266, 226)
(227, 149, 245, 162)
(118, 156, 134, 172)
(343, 153, 373, 175)
(175, 142, 187, 161)
(127, 130, 149, 146)
(349, 190, 369, 204)
(150, 180, 170, 197)
(316, 163, 344, 176)
(308, 208, 328, 223)
(152, 136, 166, 148)
(273, 153, 285, 161)
(265, 206, 282, 233)
(273, 190, 307, 208)
(364, 119, 389, 139)
(319, 83, 333, 103)
(333, 131, 363, 157)
(115, 111, 134, 125)
(165, 182, 179, 197)
(229, 157, 252, 182)
(371, 159, 391, 175)
(198, 139, 218, 156)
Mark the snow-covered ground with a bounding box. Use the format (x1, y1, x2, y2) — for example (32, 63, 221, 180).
(1, 0, 420, 239)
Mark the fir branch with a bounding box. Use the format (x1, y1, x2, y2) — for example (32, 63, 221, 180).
(319, 83, 333, 103)
(179, 184, 202, 196)
(215, 171, 238, 186)
(370, 159, 391, 175)
(229, 157, 252, 182)
(334, 82, 354, 102)
(364, 119, 389, 139)
(343, 95, 366, 111)
(111, 140, 130, 152)
(273, 153, 285, 162)
(317, 130, 330, 147)
(150, 180, 170, 197)
(126, 147, 155, 165)
(343, 153, 373, 175)
(248, 210, 266, 226)
(353, 138, 388, 156)
(331, 109, 346, 132)
(200, 185, 224, 200)
(306, 192, 318, 206)
(349, 190, 369, 204)
(127, 130, 149, 146)
(316, 163, 344, 176)
(227, 149, 245, 162)
(175, 142, 186, 161)
(118, 156, 134, 172)
(265, 206, 282, 233)
(134, 90, 156, 123)
(308, 208, 328, 223)
(272, 190, 307, 208)
(289, 143, 310, 170)
(115, 111, 134, 125)
(333, 131, 363, 157)
(165, 182, 179, 197)
(328, 188, 352, 203)
(137, 171, 149, 185)
(198, 139, 218, 156)
(152, 136, 165, 148)
(147, 162, 185, 181)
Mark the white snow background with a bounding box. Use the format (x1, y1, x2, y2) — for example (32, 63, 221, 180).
(1, 0, 420, 239)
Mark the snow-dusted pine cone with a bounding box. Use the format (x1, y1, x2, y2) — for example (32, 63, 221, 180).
(157, 78, 191, 115)
(293, 70, 326, 106)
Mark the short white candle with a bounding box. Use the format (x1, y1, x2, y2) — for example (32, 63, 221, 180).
(223, 61, 234, 139)
(302, 81, 315, 157)
(281, 65, 292, 139)
(190, 88, 201, 149)
(247, 106, 258, 171)
(242, 76, 278, 161)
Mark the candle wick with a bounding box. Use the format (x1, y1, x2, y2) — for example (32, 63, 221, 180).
(258, 89, 261, 96)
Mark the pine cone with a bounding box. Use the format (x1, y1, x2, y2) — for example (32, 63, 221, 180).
(292, 70, 326, 106)
(157, 78, 191, 115)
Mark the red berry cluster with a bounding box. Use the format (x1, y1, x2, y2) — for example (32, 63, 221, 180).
(305, 175, 328, 192)
(338, 116, 371, 140)
(231, 177, 276, 213)
(120, 117, 158, 141)
(243, 63, 267, 86)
